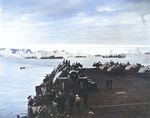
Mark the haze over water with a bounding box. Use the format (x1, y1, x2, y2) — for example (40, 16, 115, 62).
(0, 55, 150, 118)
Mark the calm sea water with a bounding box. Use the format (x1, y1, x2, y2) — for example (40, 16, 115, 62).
(0, 56, 149, 118)
(0, 58, 61, 118)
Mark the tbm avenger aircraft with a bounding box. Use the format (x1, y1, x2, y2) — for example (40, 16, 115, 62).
(36, 61, 97, 96)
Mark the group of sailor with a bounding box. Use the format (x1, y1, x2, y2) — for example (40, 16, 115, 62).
(27, 59, 95, 118)
(27, 89, 90, 118)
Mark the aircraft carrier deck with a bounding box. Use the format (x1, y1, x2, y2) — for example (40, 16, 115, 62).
(73, 68, 150, 118)
(25, 61, 150, 118)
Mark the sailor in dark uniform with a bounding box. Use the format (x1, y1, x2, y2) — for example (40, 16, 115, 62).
(109, 79, 112, 89)
(83, 92, 88, 107)
(28, 95, 34, 106)
(106, 79, 109, 89)
(69, 94, 75, 114)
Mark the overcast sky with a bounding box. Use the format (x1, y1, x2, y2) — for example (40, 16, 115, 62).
(0, 0, 150, 54)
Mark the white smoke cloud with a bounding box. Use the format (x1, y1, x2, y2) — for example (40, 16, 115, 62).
(0, 48, 90, 59)
(0, 49, 22, 58)
(134, 1, 150, 26)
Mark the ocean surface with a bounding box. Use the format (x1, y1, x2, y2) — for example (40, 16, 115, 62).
(0, 55, 150, 118)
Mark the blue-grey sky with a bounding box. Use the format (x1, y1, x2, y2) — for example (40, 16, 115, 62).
(0, 0, 150, 54)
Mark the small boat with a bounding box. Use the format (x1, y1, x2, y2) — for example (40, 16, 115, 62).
(102, 54, 126, 58)
(20, 67, 25, 69)
(94, 54, 102, 57)
(75, 56, 86, 58)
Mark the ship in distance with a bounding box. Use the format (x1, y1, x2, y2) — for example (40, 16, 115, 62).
(40, 55, 63, 59)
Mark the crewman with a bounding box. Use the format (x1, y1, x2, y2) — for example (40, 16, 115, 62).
(53, 93, 62, 114)
(60, 93, 67, 112)
(75, 94, 81, 113)
(83, 92, 88, 107)
(28, 95, 34, 106)
(88, 107, 95, 118)
(106, 79, 109, 89)
(69, 94, 75, 114)
(109, 79, 112, 89)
